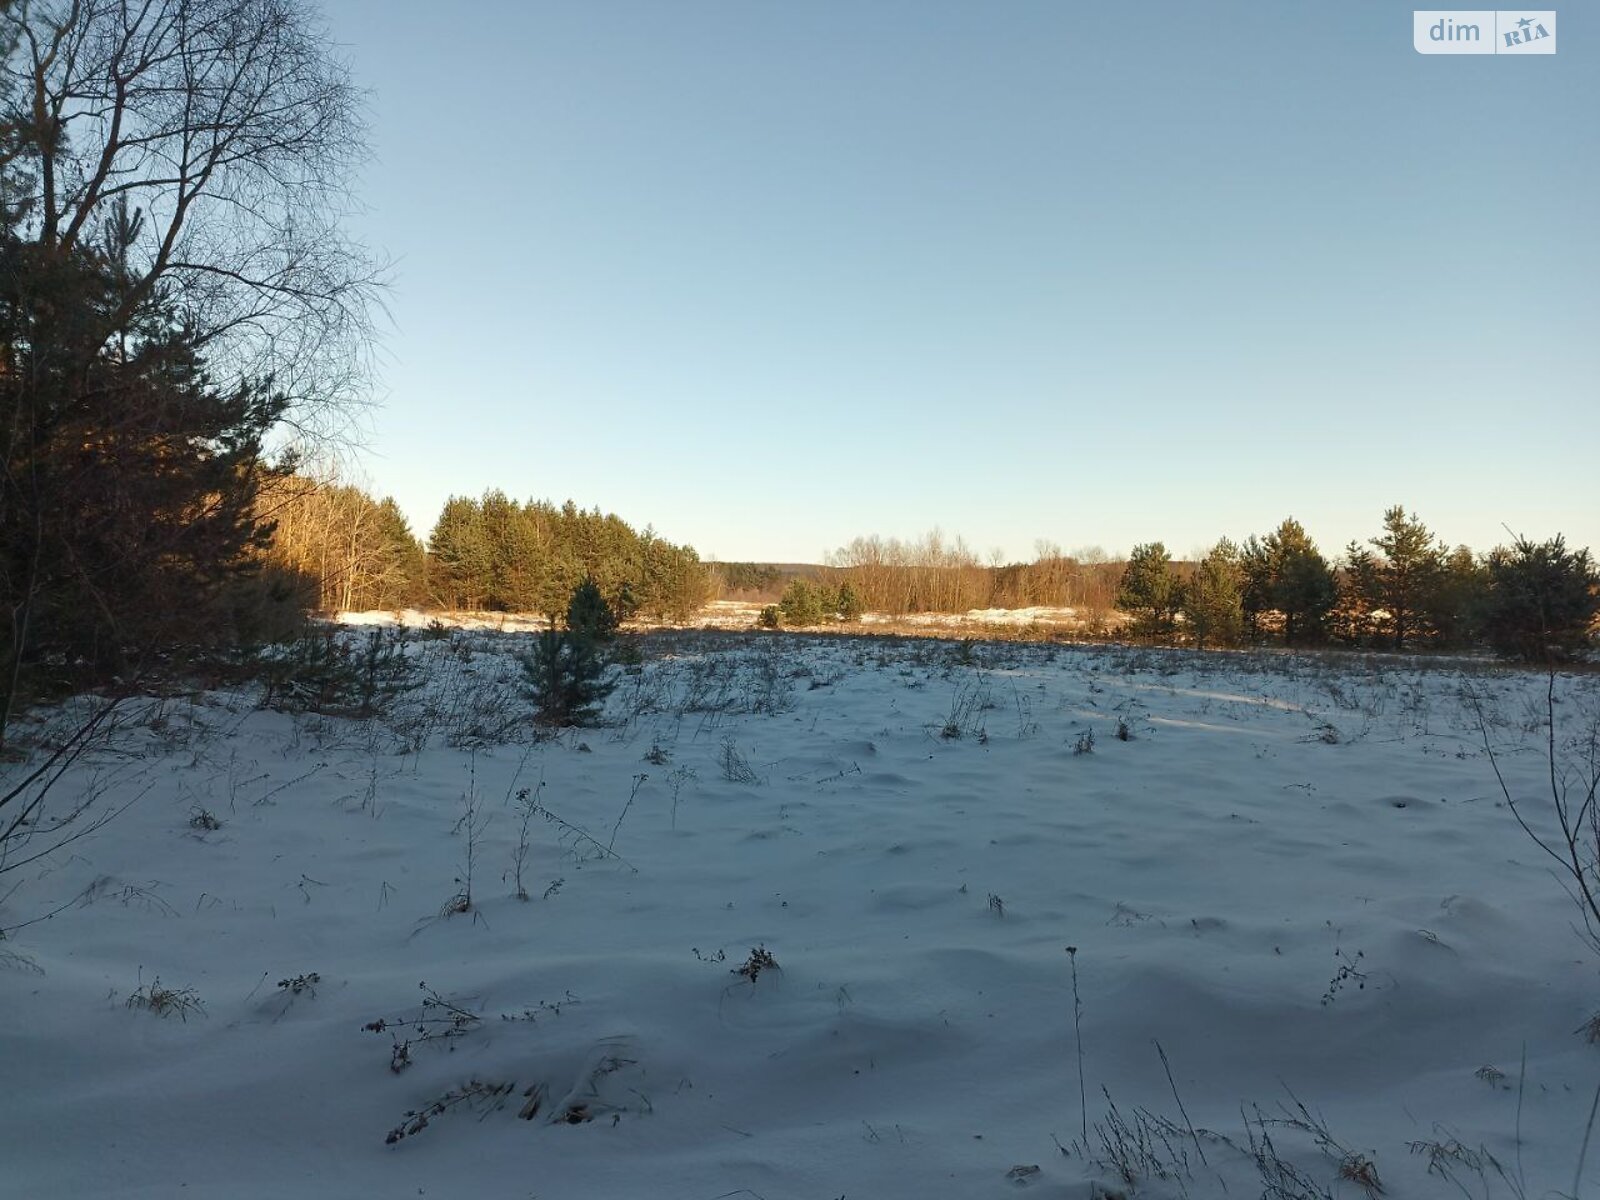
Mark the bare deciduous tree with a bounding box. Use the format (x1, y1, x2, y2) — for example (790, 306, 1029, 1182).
(3, 0, 384, 426)
(1475, 678, 1600, 957)
(260, 467, 425, 613)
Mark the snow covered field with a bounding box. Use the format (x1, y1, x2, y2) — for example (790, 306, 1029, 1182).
(3, 630, 1599, 1200)
(672, 599, 1124, 636)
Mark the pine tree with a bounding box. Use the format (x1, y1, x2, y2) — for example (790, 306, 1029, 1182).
(480, 490, 528, 609)
(1345, 506, 1446, 649)
(427, 497, 493, 609)
(1184, 539, 1245, 648)
(567, 577, 619, 642)
(779, 579, 828, 627)
(836, 582, 865, 622)
(521, 624, 616, 727)
(1117, 543, 1183, 637)
(1, 225, 286, 706)
(1263, 519, 1337, 645)
(615, 580, 640, 623)
(1481, 535, 1599, 663)
(1425, 546, 1486, 649)
(1239, 535, 1274, 640)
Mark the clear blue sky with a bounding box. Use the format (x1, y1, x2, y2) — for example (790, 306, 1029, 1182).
(321, 1, 1596, 564)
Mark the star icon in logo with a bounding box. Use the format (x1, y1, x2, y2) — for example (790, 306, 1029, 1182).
(1517, 16, 1533, 29)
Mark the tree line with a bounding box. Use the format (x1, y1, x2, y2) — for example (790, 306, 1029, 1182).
(260, 474, 427, 615)
(423, 492, 709, 621)
(825, 532, 1123, 618)
(1115, 509, 1597, 661)
(256, 478, 712, 623)
(783, 512, 1598, 663)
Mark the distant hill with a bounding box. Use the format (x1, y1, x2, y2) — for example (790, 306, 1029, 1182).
(708, 562, 824, 600)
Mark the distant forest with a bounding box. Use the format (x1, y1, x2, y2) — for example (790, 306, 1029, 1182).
(262, 478, 710, 622)
(257, 481, 1597, 661)
(797, 513, 1595, 661)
